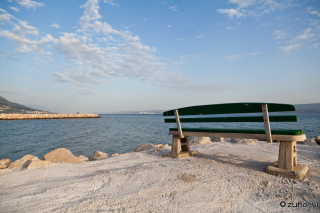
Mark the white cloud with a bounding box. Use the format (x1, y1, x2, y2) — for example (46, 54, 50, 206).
(278, 27, 318, 52)
(51, 23, 60, 29)
(167, 25, 171, 28)
(103, 0, 119, 6)
(296, 28, 314, 40)
(221, 55, 239, 61)
(1, 0, 235, 95)
(169, 6, 177, 12)
(278, 44, 300, 51)
(17, 0, 44, 10)
(307, 7, 320, 17)
(177, 38, 185, 41)
(9, 7, 20, 12)
(272, 30, 286, 39)
(0, 12, 13, 23)
(30, 69, 39, 72)
(229, 0, 256, 9)
(195, 34, 204, 39)
(226, 26, 235, 30)
(217, 9, 244, 18)
(218, 0, 296, 18)
(0, 10, 55, 60)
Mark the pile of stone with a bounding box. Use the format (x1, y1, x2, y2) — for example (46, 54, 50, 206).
(0, 113, 101, 120)
(0, 148, 119, 172)
(134, 143, 169, 152)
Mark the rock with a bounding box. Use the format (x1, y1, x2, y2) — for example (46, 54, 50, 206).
(315, 136, 320, 145)
(111, 153, 119, 157)
(304, 138, 315, 143)
(8, 155, 39, 170)
(78, 155, 89, 162)
(304, 138, 317, 146)
(43, 148, 84, 163)
(92, 151, 110, 160)
(189, 137, 211, 145)
(211, 137, 224, 142)
(155, 144, 169, 149)
(230, 138, 257, 145)
(134, 143, 156, 152)
(160, 144, 169, 149)
(0, 165, 7, 169)
(0, 159, 11, 169)
(27, 159, 51, 170)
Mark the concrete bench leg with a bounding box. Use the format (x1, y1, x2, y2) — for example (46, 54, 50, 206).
(278, 141, 297, 170)
(163, 136, 198, 158)
(265, 141, 309, 180)
(171, 135, 181, 156)
(181, 137, 190, 152)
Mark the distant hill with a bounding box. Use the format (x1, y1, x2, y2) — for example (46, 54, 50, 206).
(0, 95, 52, 114)
(99, 110, 165, 114)
(295, 103, 320, 114)
(101, 103, 320, 115)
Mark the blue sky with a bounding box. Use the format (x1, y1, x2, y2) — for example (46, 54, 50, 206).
(0, 0, 319, 113)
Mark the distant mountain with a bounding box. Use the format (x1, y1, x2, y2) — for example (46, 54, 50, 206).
(0, 95, 52, 114)
(295, 103, 320, 114)
(101, 103, 320, 115)
(97, 110, 165, 114)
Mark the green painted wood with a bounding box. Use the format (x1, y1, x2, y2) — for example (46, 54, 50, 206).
(163, 103, 296, 116)
(164, 115, 297, 123)
(169, 128, 304, 135)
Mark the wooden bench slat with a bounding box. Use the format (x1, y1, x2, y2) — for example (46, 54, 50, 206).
(169, 131, 306, 142)
(164, 115, 297, 123)
(163, 103, 295, 116)
(169, 128, 304, 135)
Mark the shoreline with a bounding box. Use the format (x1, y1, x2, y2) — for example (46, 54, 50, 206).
(1, 140, 320, 212)
(0, 113, 101, 120)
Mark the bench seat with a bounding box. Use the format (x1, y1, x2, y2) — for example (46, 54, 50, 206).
(169, 128, 304, 135)
(169, 128, 306, 142)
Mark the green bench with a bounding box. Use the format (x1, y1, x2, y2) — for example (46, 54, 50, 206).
(163, 103, 309, 179)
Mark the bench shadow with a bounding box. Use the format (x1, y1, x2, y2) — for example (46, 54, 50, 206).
(192, 152, 272, 173)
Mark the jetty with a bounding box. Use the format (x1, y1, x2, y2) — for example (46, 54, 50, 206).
(0, 114, 101, 120)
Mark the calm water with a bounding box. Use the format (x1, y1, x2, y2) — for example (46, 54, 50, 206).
(0, 114, 319, 161)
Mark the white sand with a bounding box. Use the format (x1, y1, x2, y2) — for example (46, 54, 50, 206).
(1, 140, 320, 212)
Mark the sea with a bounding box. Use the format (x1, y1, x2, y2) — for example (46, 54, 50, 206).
(0, 114, 319, 161)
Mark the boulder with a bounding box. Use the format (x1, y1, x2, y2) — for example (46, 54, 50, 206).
(78, 155, 89, 162)
(304, 138, 315, 143)
(230, 138, 257, 145)
(92, 151, 110, 160)
(8, 155, 39, 170)
(189, 137, 211, 145)
(155, 144, 169, 149)
(315, 136, 320, 145)
(111, 153, 120, 157)
(304, 138, 317, 146)
(27, 159, 51, 170)
(43, 148, 84, 163)
(0, 159, 11, 169)
(134, 143, 156, 152)
(211, 137, 224, 142)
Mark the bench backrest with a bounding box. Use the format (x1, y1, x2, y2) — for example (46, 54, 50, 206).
(163, 103, 298, 143)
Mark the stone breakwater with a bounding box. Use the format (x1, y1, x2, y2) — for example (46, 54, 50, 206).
(0, 113, 101, 120)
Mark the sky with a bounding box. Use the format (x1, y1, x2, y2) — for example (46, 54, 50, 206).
(0, 0, 319, 113)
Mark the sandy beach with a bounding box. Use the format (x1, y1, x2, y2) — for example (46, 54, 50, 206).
(1, 139, 320, 212)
